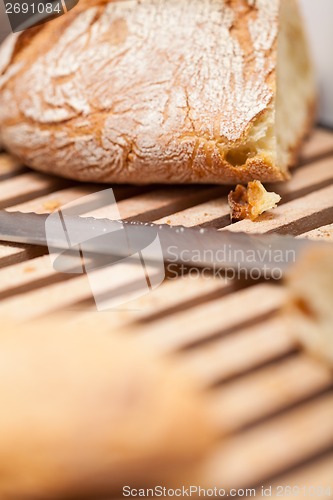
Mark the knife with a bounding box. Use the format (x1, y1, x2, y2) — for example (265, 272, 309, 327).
(0, 209, 326, 275)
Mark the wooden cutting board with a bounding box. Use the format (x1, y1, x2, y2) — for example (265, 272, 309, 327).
(0, 127, 333, 498)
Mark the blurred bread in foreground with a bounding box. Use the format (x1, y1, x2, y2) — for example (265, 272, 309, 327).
(0, 0, 315, 184)
(284, 246, 333, 368)
(0, 319, 214, 499)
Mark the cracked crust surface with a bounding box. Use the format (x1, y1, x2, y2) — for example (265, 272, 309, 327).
(0, 0, 313, 184)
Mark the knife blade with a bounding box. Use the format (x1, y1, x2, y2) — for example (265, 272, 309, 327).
(0, 209, 326, 275)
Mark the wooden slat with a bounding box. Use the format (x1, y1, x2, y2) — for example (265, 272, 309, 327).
(0, 274, 92, 320)
(299, 223, 333, 241)
(156, 198, 230, 227)
(81, 269, 232, 317)
(0, 262, 282, 347)
(0, 244, 28, 269)
(88, 186, 226, 221)
(300, 128, 333, 163)
(181, 316, 296, 387)
(7, 186, 98, 214)
(0, 255, 57, 299)
(0, 172, 67, 210)
(269, 156, 333, 201)
(0, 242, 45, 269)
(138, 284, 286, 352)
(267, 454, 333, 499)
(0, 260, 231, 323)
(7, 184, 151, 214)
(203, 393, 333, 489)
(209, 354, 332, 434)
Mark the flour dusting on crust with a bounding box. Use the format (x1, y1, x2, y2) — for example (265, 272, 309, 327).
(0, 0, 283, 183)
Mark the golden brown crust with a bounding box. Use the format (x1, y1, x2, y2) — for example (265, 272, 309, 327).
(0, 0, 313, 184)
(228, 184, 250, 221)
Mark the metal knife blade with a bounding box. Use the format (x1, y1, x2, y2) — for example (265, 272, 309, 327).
(0, 210, 326, 274)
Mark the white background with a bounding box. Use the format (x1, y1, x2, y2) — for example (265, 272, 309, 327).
(300, 0, 333, 127)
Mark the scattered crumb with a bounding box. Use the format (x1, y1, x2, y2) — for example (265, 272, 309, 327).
(228, 185, 249, 221)
(317, 229, 333, 240)
(228, 181, 281, 221)
(166, 219, 172, 225)
(43, 200, 61, 212)
(299, 224, 333, 242)
(23, 266, 35, 273)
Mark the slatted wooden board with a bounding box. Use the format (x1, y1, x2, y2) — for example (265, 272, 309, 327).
(1, 128, 333, 498)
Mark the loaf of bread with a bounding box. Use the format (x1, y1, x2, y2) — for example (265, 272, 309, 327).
(0, 318, 214, 499)
(0, 0, 315, 184)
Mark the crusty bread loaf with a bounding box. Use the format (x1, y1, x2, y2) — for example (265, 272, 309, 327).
(0, 317, 214, 499)
(0, 0, 315, 184)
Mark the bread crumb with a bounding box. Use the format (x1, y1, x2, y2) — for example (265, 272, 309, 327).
(24, 266, 35, 273)
(43, 200, 61, 212)
(228, 181, 281, 221)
